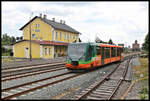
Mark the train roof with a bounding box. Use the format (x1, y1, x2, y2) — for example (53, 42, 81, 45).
(69, 42, 123, 48)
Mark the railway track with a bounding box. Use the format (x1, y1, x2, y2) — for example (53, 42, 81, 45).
(2, 69, 91, 100)
(1, 55, 135, 100)
(2, 72, 78, 99)
(74, 56, 132, 100)
(2, 66, 66, 82)
(2, 62, 66, 77)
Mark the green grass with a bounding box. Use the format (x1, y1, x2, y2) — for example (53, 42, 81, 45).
(133, 57, 149, 99)
(2, 57, 24, 63)
(133, 58, 148, 79)
(2, 52, 10, 56)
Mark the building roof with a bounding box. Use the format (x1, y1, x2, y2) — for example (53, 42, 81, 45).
(19, 16, 81, 34)
(12, 40, 69, 46)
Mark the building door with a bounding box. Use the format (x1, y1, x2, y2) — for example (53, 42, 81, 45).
(25, 47, 29, 58)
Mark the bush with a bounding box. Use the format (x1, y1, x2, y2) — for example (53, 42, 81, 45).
(2, 46, 12, 56)
(140, 87, 148, 100)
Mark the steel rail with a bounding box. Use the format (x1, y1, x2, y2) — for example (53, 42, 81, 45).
(2, 66, 66, 82)
(76, 63, 121, 100)
(76, 56, 133, 100)
(2, 71, 89, 100)
(2, 62, 66, 72)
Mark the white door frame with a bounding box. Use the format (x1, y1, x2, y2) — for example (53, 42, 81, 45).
(25, 47, 29, 58)
(40, 45, 43, 58)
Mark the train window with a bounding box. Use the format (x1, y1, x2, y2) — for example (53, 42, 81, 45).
(88, 45, 93, 59)
(96, 46, 101, 55)
(111, 47, 116, 57)
(105, 47, 110, 58)
(117, 48, 120, 56)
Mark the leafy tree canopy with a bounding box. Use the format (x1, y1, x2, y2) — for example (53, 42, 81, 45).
(142, 33, 149, 52)
(2, 33, 16, 45)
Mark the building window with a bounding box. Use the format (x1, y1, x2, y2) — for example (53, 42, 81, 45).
(70, 34, 72, 40)
(73, 33, 75, 39)
(67, 33, 69, 40)
(38, 24, 40, 27)
(76, 34, 78, 40)
(49, 48, 51, 55)
(32, 34, 36, 38)
(35, 29, 40, 32)
(56, 32, 58, 39)
(60, 32, 62, 40)
(35, 24, 37, 28)
(40, 37, 43, 41)
(64, 33, 66, 40)
(45, 48, 47, 56)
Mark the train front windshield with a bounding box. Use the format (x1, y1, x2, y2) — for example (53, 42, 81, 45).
(68, 43, 87, 60)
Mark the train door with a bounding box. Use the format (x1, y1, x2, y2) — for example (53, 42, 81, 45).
(101, 47, 105, 65)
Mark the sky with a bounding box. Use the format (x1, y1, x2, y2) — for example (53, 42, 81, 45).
(2, 1, 149, 47)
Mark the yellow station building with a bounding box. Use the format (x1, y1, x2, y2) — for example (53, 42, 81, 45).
(13, 14, 81, 59)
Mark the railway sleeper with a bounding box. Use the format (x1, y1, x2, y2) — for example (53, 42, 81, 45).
(86, 96, 106, 100)
(96, 88, 114, 91)
(95, 89, 113, 93)
(93, 91, 111, 96)
(90, 93, 109, 98)
(91, 92, 111, 97)
(102, 83, 118, 86)
(98, 86, 116, 89)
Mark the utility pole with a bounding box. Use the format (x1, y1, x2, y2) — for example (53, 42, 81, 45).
(29, 12, 33, 61)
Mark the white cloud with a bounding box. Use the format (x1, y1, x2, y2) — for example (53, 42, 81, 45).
(2, 1, 148, 47)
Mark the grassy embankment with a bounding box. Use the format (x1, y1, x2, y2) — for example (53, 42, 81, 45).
(133, 57, 149, 99)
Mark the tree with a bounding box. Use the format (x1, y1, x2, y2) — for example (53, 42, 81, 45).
(2, 33, 12, 45)
(11, 36, 16, 43)
(142, 33, 149, 52)
(2, 33, 17, 45)
(108, 39, 113, 44)
(95, 36, 101, 43)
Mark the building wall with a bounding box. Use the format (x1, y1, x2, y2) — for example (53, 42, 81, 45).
(132, 43, 139, 49)
(17, 17, 80, 59)
(14, 41, 40, 58)
(23, 18, 79, 43)
(54, 29, 79, 43)
(23, 18, 53, 41)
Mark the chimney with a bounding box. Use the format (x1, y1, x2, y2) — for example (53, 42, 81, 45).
(39, 13, 42, 18)
(43, 14, 47, 19)
(60, 20, 63, 24)
(52, 18, 55, 22)
(63, 20, 65, 24)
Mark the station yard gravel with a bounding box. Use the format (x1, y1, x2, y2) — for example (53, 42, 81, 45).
(17, 63, 118, 99)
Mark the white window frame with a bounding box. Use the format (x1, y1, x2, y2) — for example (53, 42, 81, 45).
(56, 32, 58, 39)
(73, 33, 75, 39)
(38, 23, 40, 27)
(52, 28, 55, 41)
(45, 48, 47, 56)
(64, 33, 66, 40)
(49, 48, 51, 55)
(67, 33, 69, 40)
(70, 34, 72, 40)
(60, 32, 62, 40)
